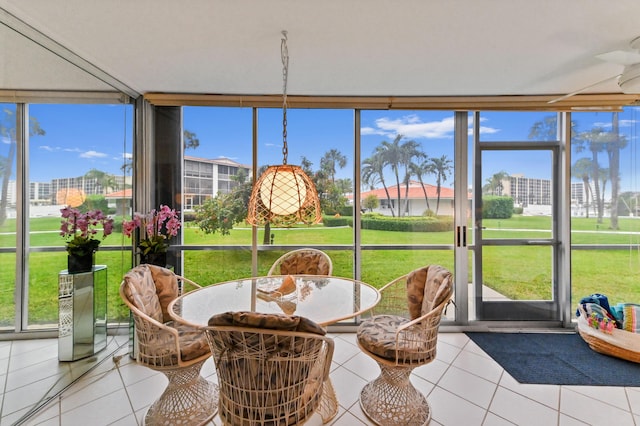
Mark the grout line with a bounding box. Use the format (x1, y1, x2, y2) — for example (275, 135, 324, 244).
(112, 352, 141, 426)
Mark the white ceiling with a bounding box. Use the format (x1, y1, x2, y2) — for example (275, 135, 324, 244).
(2, 0, 640, 102)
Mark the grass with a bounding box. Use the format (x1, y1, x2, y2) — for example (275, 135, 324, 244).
(1, 215, 639, 327)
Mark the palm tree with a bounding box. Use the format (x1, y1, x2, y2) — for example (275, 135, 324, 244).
(576, 127, 609, 223)
(571, 157, 593, 218)
(409, 158, 434, 213)
(362, 154, 394, 216)
(0, 109, 45, 225)
(399, 141, 423, 216)
(607, 112, 626, 230)
(85, 168, 118, 194)
(376, 135, 403, 216)
(430, 155, 453, 215)
(320, 149, 347, 184)
(485, 171, 509, 196)
(183, 130, 200, 150)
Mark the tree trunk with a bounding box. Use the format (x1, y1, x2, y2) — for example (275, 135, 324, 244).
(263, 222, 271, 245)
(609, 112, 620, 230)
(0, 140, 16, 226)
(591, 149, 603, 223)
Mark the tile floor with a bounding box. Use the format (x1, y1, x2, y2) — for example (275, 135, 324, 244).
(5, 332, 640, 426)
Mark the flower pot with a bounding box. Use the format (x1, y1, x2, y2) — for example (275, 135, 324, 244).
(140, 251, 167, 267)
(67, 252, 94, 274)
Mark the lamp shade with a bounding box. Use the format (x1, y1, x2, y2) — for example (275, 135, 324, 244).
(247, 164, 321, 226)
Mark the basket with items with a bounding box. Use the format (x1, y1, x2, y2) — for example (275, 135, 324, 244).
(576, 293, 640, 364)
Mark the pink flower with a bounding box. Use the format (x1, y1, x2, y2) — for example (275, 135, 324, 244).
(122, 205, 182, 253)
(60, 207, 114, 241)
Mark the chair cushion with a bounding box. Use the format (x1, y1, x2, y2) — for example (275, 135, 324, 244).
(123, 265, 163, 324)
(209, 311, 326, 335)
(174, 322, 211, 361)
(406, 265, 452, 319)
(280, 251, 330, 275)
(147, 264, 179, 323)
(141, 321, 209, 365)
(357, 314, 434, 363)
(210, 312, 326, 425)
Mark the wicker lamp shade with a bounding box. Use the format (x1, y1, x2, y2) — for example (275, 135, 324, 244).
(247, 31, 322, 226)
(247, 164, 321, 226)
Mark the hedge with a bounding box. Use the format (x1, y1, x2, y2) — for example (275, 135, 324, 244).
(482, 196, 514, 219)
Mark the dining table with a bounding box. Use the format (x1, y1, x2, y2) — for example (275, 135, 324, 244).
(168, 274, 381, 328)
(167, 274, 380, 423)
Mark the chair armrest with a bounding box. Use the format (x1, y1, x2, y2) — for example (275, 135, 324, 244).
(391, 296, 452, 364)
(177, 275, 202, 294)
(367, 274, 410, 318)
(128, 300, 183, 367)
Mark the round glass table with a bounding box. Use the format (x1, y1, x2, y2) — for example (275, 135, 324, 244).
(168, 274, 380, 327)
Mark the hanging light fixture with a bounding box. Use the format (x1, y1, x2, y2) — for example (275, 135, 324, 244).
(247, 31, 321, 226)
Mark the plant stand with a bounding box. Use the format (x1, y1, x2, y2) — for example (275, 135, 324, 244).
(58, 265, 108, 361)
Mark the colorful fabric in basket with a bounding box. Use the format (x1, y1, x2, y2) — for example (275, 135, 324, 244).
(614, 303, 640, 334)
(577, 293, 622, 329)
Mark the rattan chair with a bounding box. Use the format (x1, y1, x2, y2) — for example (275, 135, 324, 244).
(204, 311, 336, 425)
(267, 248, 333, 276)
(120, 264, 218, 426)
(356, 265, 453, 426)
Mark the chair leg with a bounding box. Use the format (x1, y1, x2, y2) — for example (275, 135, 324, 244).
(359, 363, 431, 426)
(145, 360, 218, 426)
(317, 379, 339, 423)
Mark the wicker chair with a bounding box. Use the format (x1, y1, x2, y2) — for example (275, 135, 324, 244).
(267, 248, 333, 276)
(357, 265, 453, 426)
(204, 311, 336, 425)
(120, 264, 218, 426)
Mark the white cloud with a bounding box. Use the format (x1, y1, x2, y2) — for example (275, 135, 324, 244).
(360, 126, 387, 136)
(80, 150, 108, 159)
(374, 115, 455, 139)
(122, 152, 132, 159)
(619, 119, 638, 127)
(363, 114, 501, 139)
(39, 145, 55, 152)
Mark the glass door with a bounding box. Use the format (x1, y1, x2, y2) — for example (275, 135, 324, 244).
(473, 112, 562, 321)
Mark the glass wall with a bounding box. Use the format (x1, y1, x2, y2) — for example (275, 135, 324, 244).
(569, 109, 640, 311)
(181, 106, 254, 284)
(4, 99, 640, 334)
(360, 110, 457, 288)
(0, 103, 17, 330)
(0, 101, 133, 332)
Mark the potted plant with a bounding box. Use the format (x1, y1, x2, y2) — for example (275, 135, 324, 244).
(60, 206, 114, 273)
(122, 204, 181, 267)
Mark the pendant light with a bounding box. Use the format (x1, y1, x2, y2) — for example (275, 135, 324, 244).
(247, 31, 321, 226)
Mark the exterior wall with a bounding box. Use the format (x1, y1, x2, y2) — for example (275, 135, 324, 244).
(183, 157, 251, 210)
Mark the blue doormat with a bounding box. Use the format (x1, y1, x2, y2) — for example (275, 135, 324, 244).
(465, 332, 640, 386)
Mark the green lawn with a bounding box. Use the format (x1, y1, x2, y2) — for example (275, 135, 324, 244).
(1, 215, 639, 327)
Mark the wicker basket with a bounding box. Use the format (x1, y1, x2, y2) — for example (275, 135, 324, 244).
(576, 305, 640, 364)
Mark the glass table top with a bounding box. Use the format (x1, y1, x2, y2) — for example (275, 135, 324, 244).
(169, 275, 380, 327)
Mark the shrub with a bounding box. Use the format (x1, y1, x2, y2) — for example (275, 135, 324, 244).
(360, 215, 453, 232)
(322, 215, 351, 227)
(482, 196, 514, 219)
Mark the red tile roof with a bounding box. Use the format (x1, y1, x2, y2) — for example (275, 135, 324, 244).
(105, 188, 132, 198)
(360, 181, 456, 199)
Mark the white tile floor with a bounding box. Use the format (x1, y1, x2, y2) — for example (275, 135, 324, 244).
(5, 332, 640, 426)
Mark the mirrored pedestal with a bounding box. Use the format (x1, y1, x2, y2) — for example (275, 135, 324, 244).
(58, 265, 107, 361)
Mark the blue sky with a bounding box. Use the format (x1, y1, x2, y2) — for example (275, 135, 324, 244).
(13, 104, 640, 194)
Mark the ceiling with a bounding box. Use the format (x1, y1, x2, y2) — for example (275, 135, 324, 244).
(2, 0, 640, 106)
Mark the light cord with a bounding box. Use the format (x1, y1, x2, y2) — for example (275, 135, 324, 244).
(281, 30, 289, 165)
